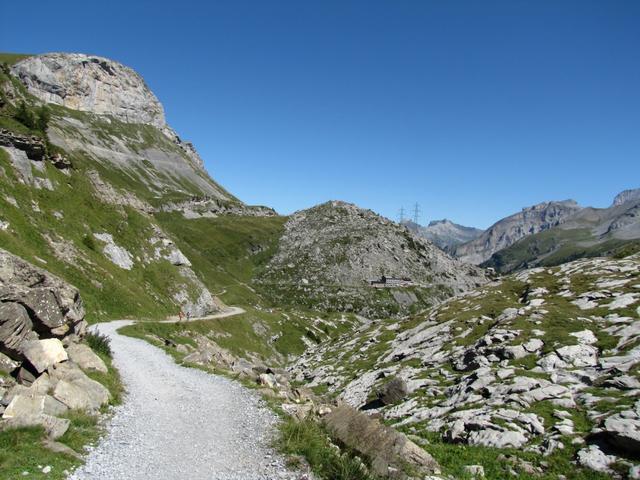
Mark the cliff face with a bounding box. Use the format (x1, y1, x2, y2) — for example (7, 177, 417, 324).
(11, 53, 233, 203)
(12, 53, 166, 128)
(453, 200, 583, 265)
(612, 188, 640, 207)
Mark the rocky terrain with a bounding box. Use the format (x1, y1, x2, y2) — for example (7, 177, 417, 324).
(290, 253, 640, 478)
(258, 201, 487, 316)
(3, 49, 640, 480)
(0, 248, 113, 447)
(485, 189, 640, 273)
(404, 219, 483, 251)
(453, 200, 583, 265)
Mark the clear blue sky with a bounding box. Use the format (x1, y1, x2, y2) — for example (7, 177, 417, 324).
(3, 1, 639, 228)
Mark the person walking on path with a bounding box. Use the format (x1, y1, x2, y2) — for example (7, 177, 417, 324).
(178, 310, 184, 322)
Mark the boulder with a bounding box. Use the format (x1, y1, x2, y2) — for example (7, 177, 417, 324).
(22, 339, 68, 373)
(324, 403, 440, 477)
(378, 376, 408, 406)
(65, 343, 107, 373)
(597, 409, 640, 457)
(577, 445, 615, 473)
(49, 362, 110, 410)
(0, 413, 70, 439)
(0, 351, 19, 374)
(53, 379, 108, 411)
(2, 393, 67, 418)
(0, 302, 35, 359)
(0, 248, 85, 336)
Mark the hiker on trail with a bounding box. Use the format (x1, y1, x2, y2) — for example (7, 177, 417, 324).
(186, 311, 191, 321)
(179, 310, 184, 322)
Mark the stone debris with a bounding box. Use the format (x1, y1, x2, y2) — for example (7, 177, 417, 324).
(0, 249, 109, 441)
(289, 254, 640, 476)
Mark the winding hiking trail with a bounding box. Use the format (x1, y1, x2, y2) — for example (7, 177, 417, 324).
(68, 314, 302, 480)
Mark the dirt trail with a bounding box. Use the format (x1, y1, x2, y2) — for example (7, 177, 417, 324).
(68, 319, 300, 480)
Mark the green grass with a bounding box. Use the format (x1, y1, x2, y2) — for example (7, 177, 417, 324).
(415, 430, 611, 480)
(154, 212, 286, 307)
(0, 52, 32, 66)
(277, 417, 376, 480)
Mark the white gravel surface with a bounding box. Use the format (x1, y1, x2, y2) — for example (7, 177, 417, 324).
(68, 320, 301, 480)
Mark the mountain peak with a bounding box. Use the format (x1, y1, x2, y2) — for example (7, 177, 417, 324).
(612, 188, 640, 207)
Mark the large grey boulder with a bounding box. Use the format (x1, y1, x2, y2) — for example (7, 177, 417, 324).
(49, 362, 110, 411)
(0, 248, 85, 340)
(0, 413, 70, 439)
(22, 339, 68, 373)
(2, 393, 68, 418)
(0, 302, 35, 359)
(65, 343, 107, 373)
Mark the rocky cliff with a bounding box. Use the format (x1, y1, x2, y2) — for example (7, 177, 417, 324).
(12, 53, 166, 128)
(613, 188, 640, 207)
(453, 200, 583, 265)
(404, 218, 483, 251)
(258, 201, 487, 316)
(9, 53, 237, 203)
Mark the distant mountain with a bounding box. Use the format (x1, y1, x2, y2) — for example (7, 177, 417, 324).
(453, 200, 582, 265)
(403, 219, 483, 251)
(484, 190, 640, 272)
(612, 188, 640, 207)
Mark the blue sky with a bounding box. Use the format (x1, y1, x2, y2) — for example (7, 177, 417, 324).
(3, 1, 639, 228)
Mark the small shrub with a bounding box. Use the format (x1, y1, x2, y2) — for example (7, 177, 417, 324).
(85, 331, 112, 358)
(82, 234, 97, 251)
(277, 418, 375, 480)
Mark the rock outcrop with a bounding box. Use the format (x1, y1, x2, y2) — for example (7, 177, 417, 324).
(453, 200, 583, 264)
(613, 188, 640, 207)
(0, 249, 110, 439)
(12, 53, 166, 128)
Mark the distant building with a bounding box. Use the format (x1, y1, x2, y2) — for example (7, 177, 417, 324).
(369, 275, 413, 288)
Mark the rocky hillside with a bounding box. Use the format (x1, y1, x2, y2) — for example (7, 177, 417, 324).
(258, 201, 487, 316)
(0, 52, 281, 321)
(404, 219, 483, 251)
(485, 190, 640, 273)
(290, 252, 640, 479)
(453, 200, 583, 265)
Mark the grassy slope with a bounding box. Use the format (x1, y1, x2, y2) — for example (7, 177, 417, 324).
(0, 53, 32, 66)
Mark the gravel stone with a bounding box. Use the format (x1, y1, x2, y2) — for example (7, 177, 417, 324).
(69, 321, 302, 480)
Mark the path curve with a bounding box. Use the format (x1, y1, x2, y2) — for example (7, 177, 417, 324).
(163, 306, 246, 324)
(68, 320, 300, 480)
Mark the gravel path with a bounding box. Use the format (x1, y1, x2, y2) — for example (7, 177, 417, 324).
(69, 320, 301, 480)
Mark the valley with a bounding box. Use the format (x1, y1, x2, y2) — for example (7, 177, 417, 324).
(0, 51, 638, 480)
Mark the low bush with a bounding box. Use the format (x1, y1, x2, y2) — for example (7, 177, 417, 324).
(85, 331, 112, 358)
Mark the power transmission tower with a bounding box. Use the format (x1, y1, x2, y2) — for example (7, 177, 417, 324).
(398, 206, 405, 223)
(412, 202, 420, 224)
